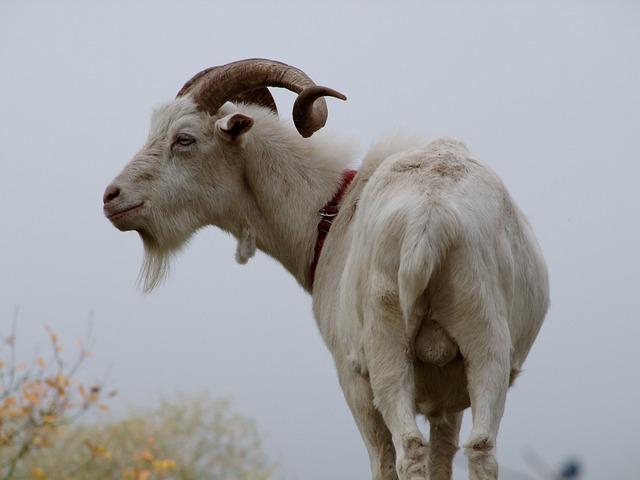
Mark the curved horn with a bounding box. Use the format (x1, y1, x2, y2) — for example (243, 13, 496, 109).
(293, 86, 347, 138)
(177, 66, 278, 115)
(231, 87, 278, 115)
(176, 58, 346, 137)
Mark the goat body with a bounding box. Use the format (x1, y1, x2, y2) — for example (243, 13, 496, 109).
(104, 99, 549, 480)
(314, 135, 548, 480)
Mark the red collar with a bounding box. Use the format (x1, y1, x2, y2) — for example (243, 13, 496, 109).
(309, 169, 358, 290)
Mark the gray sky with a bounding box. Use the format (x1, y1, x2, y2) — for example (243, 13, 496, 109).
(1, 1, 639, 478)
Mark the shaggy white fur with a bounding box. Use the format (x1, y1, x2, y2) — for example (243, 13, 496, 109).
(104, 97, 549, 480)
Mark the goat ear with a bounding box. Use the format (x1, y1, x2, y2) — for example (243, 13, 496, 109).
(235, 226, 256, 265)
(216, 113, 254, 142)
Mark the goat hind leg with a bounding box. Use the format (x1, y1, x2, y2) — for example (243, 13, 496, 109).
(363, 297, 428, 480)
(428, 411, 462, 480)
(338, 365, 397, 480)
(446, 311, 510, 480)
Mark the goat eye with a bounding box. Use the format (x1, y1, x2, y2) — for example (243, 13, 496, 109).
(175, 134, 195, 147)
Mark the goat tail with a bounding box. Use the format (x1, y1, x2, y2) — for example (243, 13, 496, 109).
(397, 203, 459, 331)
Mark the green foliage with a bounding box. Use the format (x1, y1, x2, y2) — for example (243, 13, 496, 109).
(1, 327, 276, 480)
(16, 393, 277, 480)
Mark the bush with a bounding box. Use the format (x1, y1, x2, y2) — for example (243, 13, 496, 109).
(16, 393, 276, 480)
(0, 327, 276, 480)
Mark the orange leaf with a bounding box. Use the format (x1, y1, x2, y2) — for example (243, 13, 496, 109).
(138, 448, 154, 462)
(135, 469, 151, 480)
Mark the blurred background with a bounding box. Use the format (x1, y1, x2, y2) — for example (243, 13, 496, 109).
(1, 1, 638, 478)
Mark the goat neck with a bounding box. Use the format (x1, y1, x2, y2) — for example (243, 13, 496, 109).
(224, 119, 355, 292)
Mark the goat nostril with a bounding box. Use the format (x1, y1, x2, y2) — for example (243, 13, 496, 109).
(103, 185, 121, 205)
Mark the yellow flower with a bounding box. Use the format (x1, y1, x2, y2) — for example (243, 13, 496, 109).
(31, 467, 47, 479)
(84, 440, 112, 459)
(153, 459, 176, 471)
(54, 375, 70, 388)
(42, 415, 56, 424)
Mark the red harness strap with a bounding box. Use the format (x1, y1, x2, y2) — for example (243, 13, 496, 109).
(309, 169, 358, 290)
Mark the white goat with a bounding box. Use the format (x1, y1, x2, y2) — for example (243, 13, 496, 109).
(103, 59, 549, 480)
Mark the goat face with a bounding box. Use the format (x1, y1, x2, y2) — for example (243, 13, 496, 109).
(103, 97, 254, 289)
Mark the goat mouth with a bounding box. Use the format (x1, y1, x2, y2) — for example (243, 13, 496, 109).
(106, 202, 145, 221)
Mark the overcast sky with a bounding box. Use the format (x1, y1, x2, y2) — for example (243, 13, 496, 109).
(1, 1, 639, 479)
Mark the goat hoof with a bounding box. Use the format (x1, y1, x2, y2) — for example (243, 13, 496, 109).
(396, 435, 429, 480)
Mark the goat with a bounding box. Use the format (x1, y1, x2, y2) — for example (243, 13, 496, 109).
(103, 59, 549, 480)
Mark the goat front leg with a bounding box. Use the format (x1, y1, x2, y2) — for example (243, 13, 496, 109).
(362, 285, 429, 480)
(337, 363, 398, 480)
(428, 411, 462, 480)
